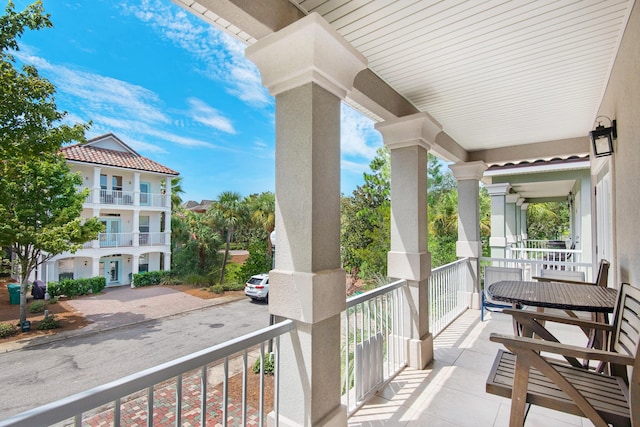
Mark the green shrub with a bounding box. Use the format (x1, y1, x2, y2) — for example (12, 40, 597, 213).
(38, 314, 61, 330)
(252, 353, 275, 375)
(223, 282, 245, 291)
(211, 284, 225, 294)
(184, 273, 211, 287)
(0, 323, 17, 338)
(46, 276, 105, 298)
(133, 271, 173, 287)
(28, 300, 46, 313)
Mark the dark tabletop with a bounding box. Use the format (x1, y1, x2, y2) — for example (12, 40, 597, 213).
(487, 280, 618, 313)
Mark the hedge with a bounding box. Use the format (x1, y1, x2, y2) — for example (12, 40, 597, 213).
(132, 270, 173, 287)
(47, 276, 106, 298)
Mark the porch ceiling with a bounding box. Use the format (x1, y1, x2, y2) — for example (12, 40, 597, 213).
(510, 180, 575, 199)
(174, 0, 633, 161)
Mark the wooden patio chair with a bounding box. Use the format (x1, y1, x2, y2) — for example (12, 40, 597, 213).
(486, 283, 640, 427)
(481, 266, 523, 321)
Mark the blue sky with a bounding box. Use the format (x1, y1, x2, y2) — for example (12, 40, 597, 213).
(12, 0, 383, 203)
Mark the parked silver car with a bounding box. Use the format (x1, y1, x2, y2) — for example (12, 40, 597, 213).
(244, 273, 269, 302)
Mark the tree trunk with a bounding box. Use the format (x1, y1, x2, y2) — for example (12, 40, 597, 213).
(219, 226, 233, 285)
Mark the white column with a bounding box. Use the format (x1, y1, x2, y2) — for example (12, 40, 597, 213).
(246, 12, 366, 427)
(376, 112, 440, 369)
(486, 183, 511, 258)
(92, 167, 101, 204)
(449, 161, 487, 310)
(133, 172, 141, 206)
(131, 255, 140, 288)
(520, 202, 529, 242)
(163, 252, 171, 271)
(92, 208, 101, 249)
(132, 209, 140, 248)
(505, 193, 520, 246)
(91, 258, 100, 279)
(164, 177, 172, 209)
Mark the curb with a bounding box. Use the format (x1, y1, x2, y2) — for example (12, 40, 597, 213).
(0, 293, 248, 353)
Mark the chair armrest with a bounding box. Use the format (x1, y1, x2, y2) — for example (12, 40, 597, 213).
(503, 308, 613, 331)
(531, 276, 596, 286)
(490, 333, 635, 366)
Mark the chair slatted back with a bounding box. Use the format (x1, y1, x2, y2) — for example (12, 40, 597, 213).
(595, 259, 611, 288)
(484, 266, 523, 291)
(611, 284, 640, 357)
(609, 284, 640, 384)
(539, 269, 585, 282)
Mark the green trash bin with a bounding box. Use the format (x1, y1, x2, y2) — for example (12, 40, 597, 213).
(7, 284, 20, 305)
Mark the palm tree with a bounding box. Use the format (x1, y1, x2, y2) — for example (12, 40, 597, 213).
(250, 192, 276, 257)
(211, 191, 246, 285)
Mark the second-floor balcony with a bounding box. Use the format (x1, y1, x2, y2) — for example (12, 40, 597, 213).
(83, 189, 169, 209)
(82, 232, 169, 249)
(0, 257, 602, 427)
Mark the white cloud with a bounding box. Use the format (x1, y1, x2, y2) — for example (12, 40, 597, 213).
(17, 52, 170, 125)
(186, 98, 235, 134)
(122, 0, 271, 107)
(341, 158, 370, 175)
(340, 103, 381, 159)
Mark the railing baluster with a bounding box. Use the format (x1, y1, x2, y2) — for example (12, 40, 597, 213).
(175, 375, 182, 427)
(200, 366, 207, 427)
(222, 358, 228, 427)
(242, 350, 248, 426)
(114, 398, 121, 427)
(147, 386, 154, 427)
(259, 343, 265, 427)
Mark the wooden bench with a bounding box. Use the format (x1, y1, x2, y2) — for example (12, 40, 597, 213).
(486, 283, 640, 427)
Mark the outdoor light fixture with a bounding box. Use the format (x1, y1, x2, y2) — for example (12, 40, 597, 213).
(590, 116, 617, 157)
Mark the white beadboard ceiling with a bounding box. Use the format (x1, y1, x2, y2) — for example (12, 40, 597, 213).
(290, 0, 632, 151)
(176, 0, 633, 153)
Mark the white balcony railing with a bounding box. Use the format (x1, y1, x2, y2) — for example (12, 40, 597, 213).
(507, 246, 582, 264)
(80, 232, 168, 249)
(480, 256, 593, 282)
(0, 320, 295, 427)
(429, 257, 471, 337)
(83, 188, 168, 208)
(3, 264, 475, 424)
(342, 279, 408, 416)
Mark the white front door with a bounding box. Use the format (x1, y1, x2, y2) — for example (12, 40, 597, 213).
(100, 258, 121, 286)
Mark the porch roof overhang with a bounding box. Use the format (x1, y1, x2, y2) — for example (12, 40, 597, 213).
(172, 0, 634, 166)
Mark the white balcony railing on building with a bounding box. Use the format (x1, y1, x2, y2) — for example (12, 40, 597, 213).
(83, 188, 168, 208)
(507, 246, 582, 264)
(429, 257, 471, 337)
(342, 279, 408, 416)
(480, 257, 593, 282)
(0, 320, 295, 427)
(81, 232, 168, 249)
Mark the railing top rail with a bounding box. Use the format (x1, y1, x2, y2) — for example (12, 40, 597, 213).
(431, 257, 470, 274)
(0, 319, 295, 427)
(509, 247, 581, 253)
(346, 279, 407, 308)
(480, 257, 591, 268)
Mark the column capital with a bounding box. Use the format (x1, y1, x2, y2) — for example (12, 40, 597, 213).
(245, 12, 367, 98)
(449, 161, 488, 181)
(516, 197, 525, 206)
(505, 193, 520, 204)
(521, 202, 529, 210)
(485, 182, 511, 196)
(375, 112, 441, 150)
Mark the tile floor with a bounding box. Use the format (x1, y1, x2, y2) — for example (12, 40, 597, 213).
(348, 309, 598, 427)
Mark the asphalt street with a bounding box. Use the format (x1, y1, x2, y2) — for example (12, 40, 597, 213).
(0, 298, 270, 419)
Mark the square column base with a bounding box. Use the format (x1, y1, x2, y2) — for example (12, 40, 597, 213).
(268, 404, 347, 427)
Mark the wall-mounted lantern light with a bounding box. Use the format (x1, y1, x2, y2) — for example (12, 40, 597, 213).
(590, 116, 617, 157)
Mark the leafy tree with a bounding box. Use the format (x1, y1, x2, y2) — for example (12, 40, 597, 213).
(239, 241, 272, 283)
(171, 210, 223, 278)
(248, 192, 275, 257)
(341, 147, 391, 281)
(526, 201, 570, 241)
(0, 1, 102, 324)
(210, 191, 247, 285)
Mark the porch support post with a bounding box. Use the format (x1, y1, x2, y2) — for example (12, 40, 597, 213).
(449, 161, 487, 310)
(163, 252, 171, 272)
(505, 193, 520, 247)
(486, 183, 511, 258)
(520, 202, 529, 242)
(376, 112, 439, 369)
(92, 167, 101, 204)
(246, 12, 366, 427)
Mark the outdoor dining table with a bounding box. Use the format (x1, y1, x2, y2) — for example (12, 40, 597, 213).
(487, 280, 619, 350)
(487, 280, 618, 313)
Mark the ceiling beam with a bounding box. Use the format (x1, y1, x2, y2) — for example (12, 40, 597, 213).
(468, 137, 590, 165)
